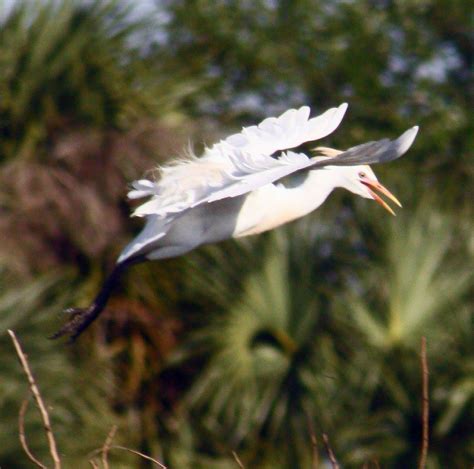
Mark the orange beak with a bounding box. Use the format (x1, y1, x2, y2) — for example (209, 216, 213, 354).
(360, 176, 402, 216)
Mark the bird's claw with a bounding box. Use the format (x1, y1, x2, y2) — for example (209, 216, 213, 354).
(50, 306, 97, 343)
(63, 307, 85, 316)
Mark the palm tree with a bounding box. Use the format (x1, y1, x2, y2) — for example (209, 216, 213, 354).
(164, 199, 473, 467)
(338, 201, 473, 466)
(160, 215, 359, 466)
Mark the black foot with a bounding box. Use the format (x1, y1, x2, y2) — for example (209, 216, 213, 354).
(50, 258, 143, 342)
(50, 306, 99, 342)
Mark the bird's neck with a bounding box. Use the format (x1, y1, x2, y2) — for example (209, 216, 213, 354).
(301, 168, 341, 213)
(233, 168, 341, 237)
(286, 168, 342, 215)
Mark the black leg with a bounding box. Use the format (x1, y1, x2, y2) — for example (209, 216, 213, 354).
(51, 256, 145, 342)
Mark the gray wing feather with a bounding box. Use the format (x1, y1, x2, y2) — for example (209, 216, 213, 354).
(309, 126, 419, 169)
(206, 126, 418, 203)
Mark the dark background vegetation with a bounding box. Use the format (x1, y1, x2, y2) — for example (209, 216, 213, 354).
(0, 0, 472, 467)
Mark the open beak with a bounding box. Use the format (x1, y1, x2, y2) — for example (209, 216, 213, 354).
(360, 176, 402, 216)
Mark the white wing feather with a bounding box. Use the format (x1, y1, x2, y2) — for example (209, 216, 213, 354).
(129, 103, 348, 218)
(206, 103, 347, 158)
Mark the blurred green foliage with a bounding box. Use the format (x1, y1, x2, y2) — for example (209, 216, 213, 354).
(0, 269, 140, 468)
(0, 0, 472, 467)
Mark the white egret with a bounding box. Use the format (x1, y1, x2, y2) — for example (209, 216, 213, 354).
(54, 103, 418, 340)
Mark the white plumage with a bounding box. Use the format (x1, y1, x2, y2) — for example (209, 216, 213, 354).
(118, 103, 417, 263)
(54, 103, 419, 341)
(127, 104, 347, 216)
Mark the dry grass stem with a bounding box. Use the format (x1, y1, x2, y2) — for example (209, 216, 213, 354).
(19, 398, 48, 468)
(307, 415, 319, 469)
(8, 329, 62, 469)
(101, 425, 118, 469)
(89, 445, 167, 468)
(232, 450, 245, 469)
(418, 336, 429, 469)
(109, 446, 167, 468)
(322, 433, 339, 469)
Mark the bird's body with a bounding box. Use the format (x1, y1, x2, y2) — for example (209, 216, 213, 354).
(54, 103, 419, 341)
(140, 167, 342, 261)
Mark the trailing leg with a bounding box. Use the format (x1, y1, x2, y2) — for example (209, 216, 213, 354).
(51, 256, 145, 342)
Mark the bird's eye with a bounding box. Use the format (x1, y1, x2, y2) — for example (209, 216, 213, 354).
(358, 171, 366, 178)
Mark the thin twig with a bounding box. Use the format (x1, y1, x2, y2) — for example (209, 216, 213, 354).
(8, 330, 62, 469)
(88, 460, 100, 469)
(109, 446, 167, 468)
(418, 336, 429, 469)
(19, 398, 48, 468)
(322, 433, 339, 469)
(232, 450, 245, 469)
(101, 425, 118, 469)
(89, 445, 167, 468)
(307, 414, 319, 469)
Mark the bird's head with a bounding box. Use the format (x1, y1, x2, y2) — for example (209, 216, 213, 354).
(339, 164, 402, 215)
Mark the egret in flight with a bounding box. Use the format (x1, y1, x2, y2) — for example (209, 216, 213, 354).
(54, 103, 418, 341)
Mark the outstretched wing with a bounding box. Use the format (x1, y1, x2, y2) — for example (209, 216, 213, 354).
(129, 124, 419, 215)
(127, 103, 349, 218)
(201, 126, 419, 203)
